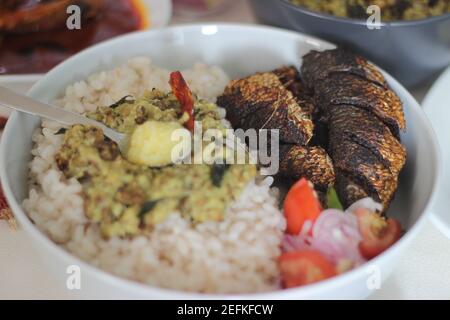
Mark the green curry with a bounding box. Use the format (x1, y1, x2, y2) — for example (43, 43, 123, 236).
(55, 90, 257, 238)
(290, 0, 450, 21)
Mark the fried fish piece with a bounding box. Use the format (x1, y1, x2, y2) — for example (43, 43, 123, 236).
(217, 71, 314, 145)
(301, 48, 387, 89)
(334, 171, 369, 209)
(300, 48, 405, 138)
(273, 66, 326, 146)
(315, 73, 405, 138)
(329, 105, 406, 176)
(329, 136, 398, 209)
(218, 68, 333, 192)
(298, 48, 406, 212)
(272, 66, 300, 89)
(273, 66, 316, 116)
(278, 144, 335, 190)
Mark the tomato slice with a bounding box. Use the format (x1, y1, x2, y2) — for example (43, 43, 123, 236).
(0, 116, 8, 129)
(284, 178, 322, 235)
(278, 250, 336, 288)
(356, 208, 402, 259)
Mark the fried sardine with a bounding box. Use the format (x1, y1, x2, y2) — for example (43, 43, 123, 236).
(217, 67, 335, 189)
(217, 70, 314, 145)
(301, 48, 407, 210)
(218, 48, 406, 211)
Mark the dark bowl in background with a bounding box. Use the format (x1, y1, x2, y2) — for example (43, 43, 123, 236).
(249, 0, 450, 88)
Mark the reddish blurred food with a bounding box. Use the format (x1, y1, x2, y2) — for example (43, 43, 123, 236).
(173, 0, 233, 17)
(0, 186, 15, 230)
(0, 0, 22, 10)
(0, 115, 15, 229)
(0, 0, 147, 74)
(0, 116, 8, 128)
(0, 0, 104, 34)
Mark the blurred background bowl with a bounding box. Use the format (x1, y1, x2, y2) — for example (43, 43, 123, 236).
(249, 0, 450, 88)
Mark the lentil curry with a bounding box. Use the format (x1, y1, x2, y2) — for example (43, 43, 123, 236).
(290, 0, 450, 21)
(55, 90, 257, 238)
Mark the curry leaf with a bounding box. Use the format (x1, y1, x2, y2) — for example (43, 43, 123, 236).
(109, 95, 134, 109)
(139, 200, 159, 218)
(326, 187, 344, 211)
(55, 128, 67, 135)
(211, 164, 230, 187)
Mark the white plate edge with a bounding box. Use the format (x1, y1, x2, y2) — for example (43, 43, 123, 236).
(422, 65, 450, 239)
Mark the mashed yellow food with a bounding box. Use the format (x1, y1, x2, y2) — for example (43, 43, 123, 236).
(126, 120, 189, 167)
(55, 90, 257, 238)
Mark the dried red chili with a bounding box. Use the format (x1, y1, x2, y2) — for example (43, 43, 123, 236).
(169, 71, 195, 132)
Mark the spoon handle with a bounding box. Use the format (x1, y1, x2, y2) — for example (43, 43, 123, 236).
(0, 86, 123, 142)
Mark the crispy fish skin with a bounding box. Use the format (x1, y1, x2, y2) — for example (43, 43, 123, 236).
(272, 66, 300, 89)
(301, 48, 407, 211)
(220, 50, 406, 211)
(217, 71, 314, 145)
(329, 105, 406, 176)
(329, 136, 398, 208)
(218, 68, 335, 192)
(278, 144, 335, 190)
(315, 73, 405, 138)
(301, 48, 387, 89)
(273, 66, 317, 116)
(334, 172, 369, 209)
(272, 66, 330, 152)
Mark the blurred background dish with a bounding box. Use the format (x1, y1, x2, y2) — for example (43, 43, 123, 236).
(249, 0, 450, 88)
(0, 0, 105, 34)
(172, 0, 234, 18)
(0, 0, 172, 76)
(288, 0, 450, 21)
(0, 0, 172, 116)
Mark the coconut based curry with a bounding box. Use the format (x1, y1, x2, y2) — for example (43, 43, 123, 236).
(290, 0, 450, 21)
(55, 89, 257, 238)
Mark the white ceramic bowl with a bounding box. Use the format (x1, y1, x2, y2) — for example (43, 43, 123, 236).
(0, 24, 441, 299)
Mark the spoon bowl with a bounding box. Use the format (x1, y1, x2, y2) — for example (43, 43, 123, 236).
(0, 85, 127, 153)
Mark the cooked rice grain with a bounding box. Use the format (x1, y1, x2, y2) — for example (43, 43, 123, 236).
(23, 58, 285, 293)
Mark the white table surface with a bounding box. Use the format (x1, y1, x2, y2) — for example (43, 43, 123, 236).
(1, 0, 450, 300)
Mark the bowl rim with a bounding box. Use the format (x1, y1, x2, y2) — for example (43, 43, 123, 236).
(279, 0, 450, 27)
(0, 23, 442, 299)
(422, 65, 450, 239)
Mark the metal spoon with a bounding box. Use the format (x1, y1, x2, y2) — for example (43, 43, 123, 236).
(0, 85, 127, 153)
